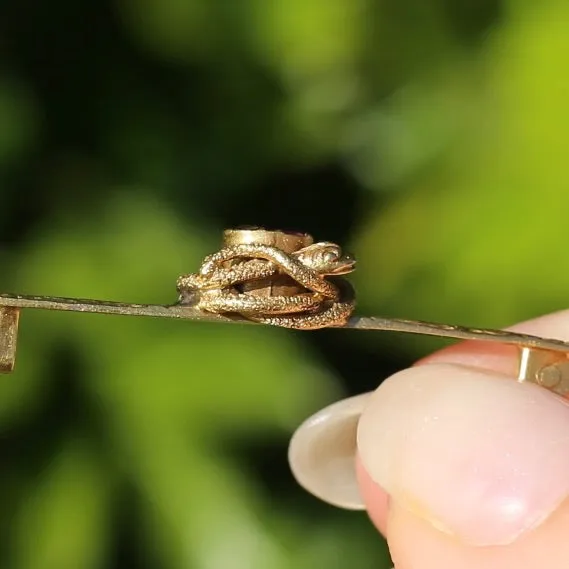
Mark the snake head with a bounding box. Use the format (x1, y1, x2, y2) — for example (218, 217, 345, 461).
(297, 242, 356, 276)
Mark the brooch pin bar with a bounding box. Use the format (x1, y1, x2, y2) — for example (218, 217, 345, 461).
(1, 227, 568, 395)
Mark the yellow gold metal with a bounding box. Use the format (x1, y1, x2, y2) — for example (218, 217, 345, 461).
(0, 307, 19, 373)
(223, 227, 313, 250)
(176, 227, 356, 330)
(0, 226, 569, 397)
(516, 347, 569, 395)
(222, 227, 313, 299)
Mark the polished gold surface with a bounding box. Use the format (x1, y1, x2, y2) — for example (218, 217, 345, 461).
(517, 347, 569, 395)
(221, 228, 313, 298)
(1, 227, 569, 396)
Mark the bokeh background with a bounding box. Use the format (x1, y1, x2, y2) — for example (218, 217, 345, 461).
(1, 0, 568, 567)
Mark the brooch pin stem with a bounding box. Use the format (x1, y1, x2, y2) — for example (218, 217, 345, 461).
(0, 227, 568, 396)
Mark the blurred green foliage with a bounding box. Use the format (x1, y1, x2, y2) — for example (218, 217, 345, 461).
(0, 0, 568, 567)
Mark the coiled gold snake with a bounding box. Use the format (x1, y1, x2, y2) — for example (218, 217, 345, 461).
(176, 242, 356, 330)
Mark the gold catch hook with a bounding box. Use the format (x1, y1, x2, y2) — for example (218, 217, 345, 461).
(0, 307, 19, 373)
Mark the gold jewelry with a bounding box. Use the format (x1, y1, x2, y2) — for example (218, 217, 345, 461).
(176, 227, 356, 330)
(1, 227, 569, 395)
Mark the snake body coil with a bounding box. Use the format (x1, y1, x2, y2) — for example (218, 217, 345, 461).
(176, 242, 356, 330)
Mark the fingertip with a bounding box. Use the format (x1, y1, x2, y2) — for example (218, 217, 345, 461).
(356, 454, 390, 536)
(358, 309, 569, 566)
(388, 498, 569, 569)
(358, 363, 569, 546)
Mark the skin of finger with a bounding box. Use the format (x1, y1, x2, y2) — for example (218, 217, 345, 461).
(356, 455, 389, 535)
(357, 309, 569, 554)
(386, 499, 569, 569)
(356, 341, 518, 536)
